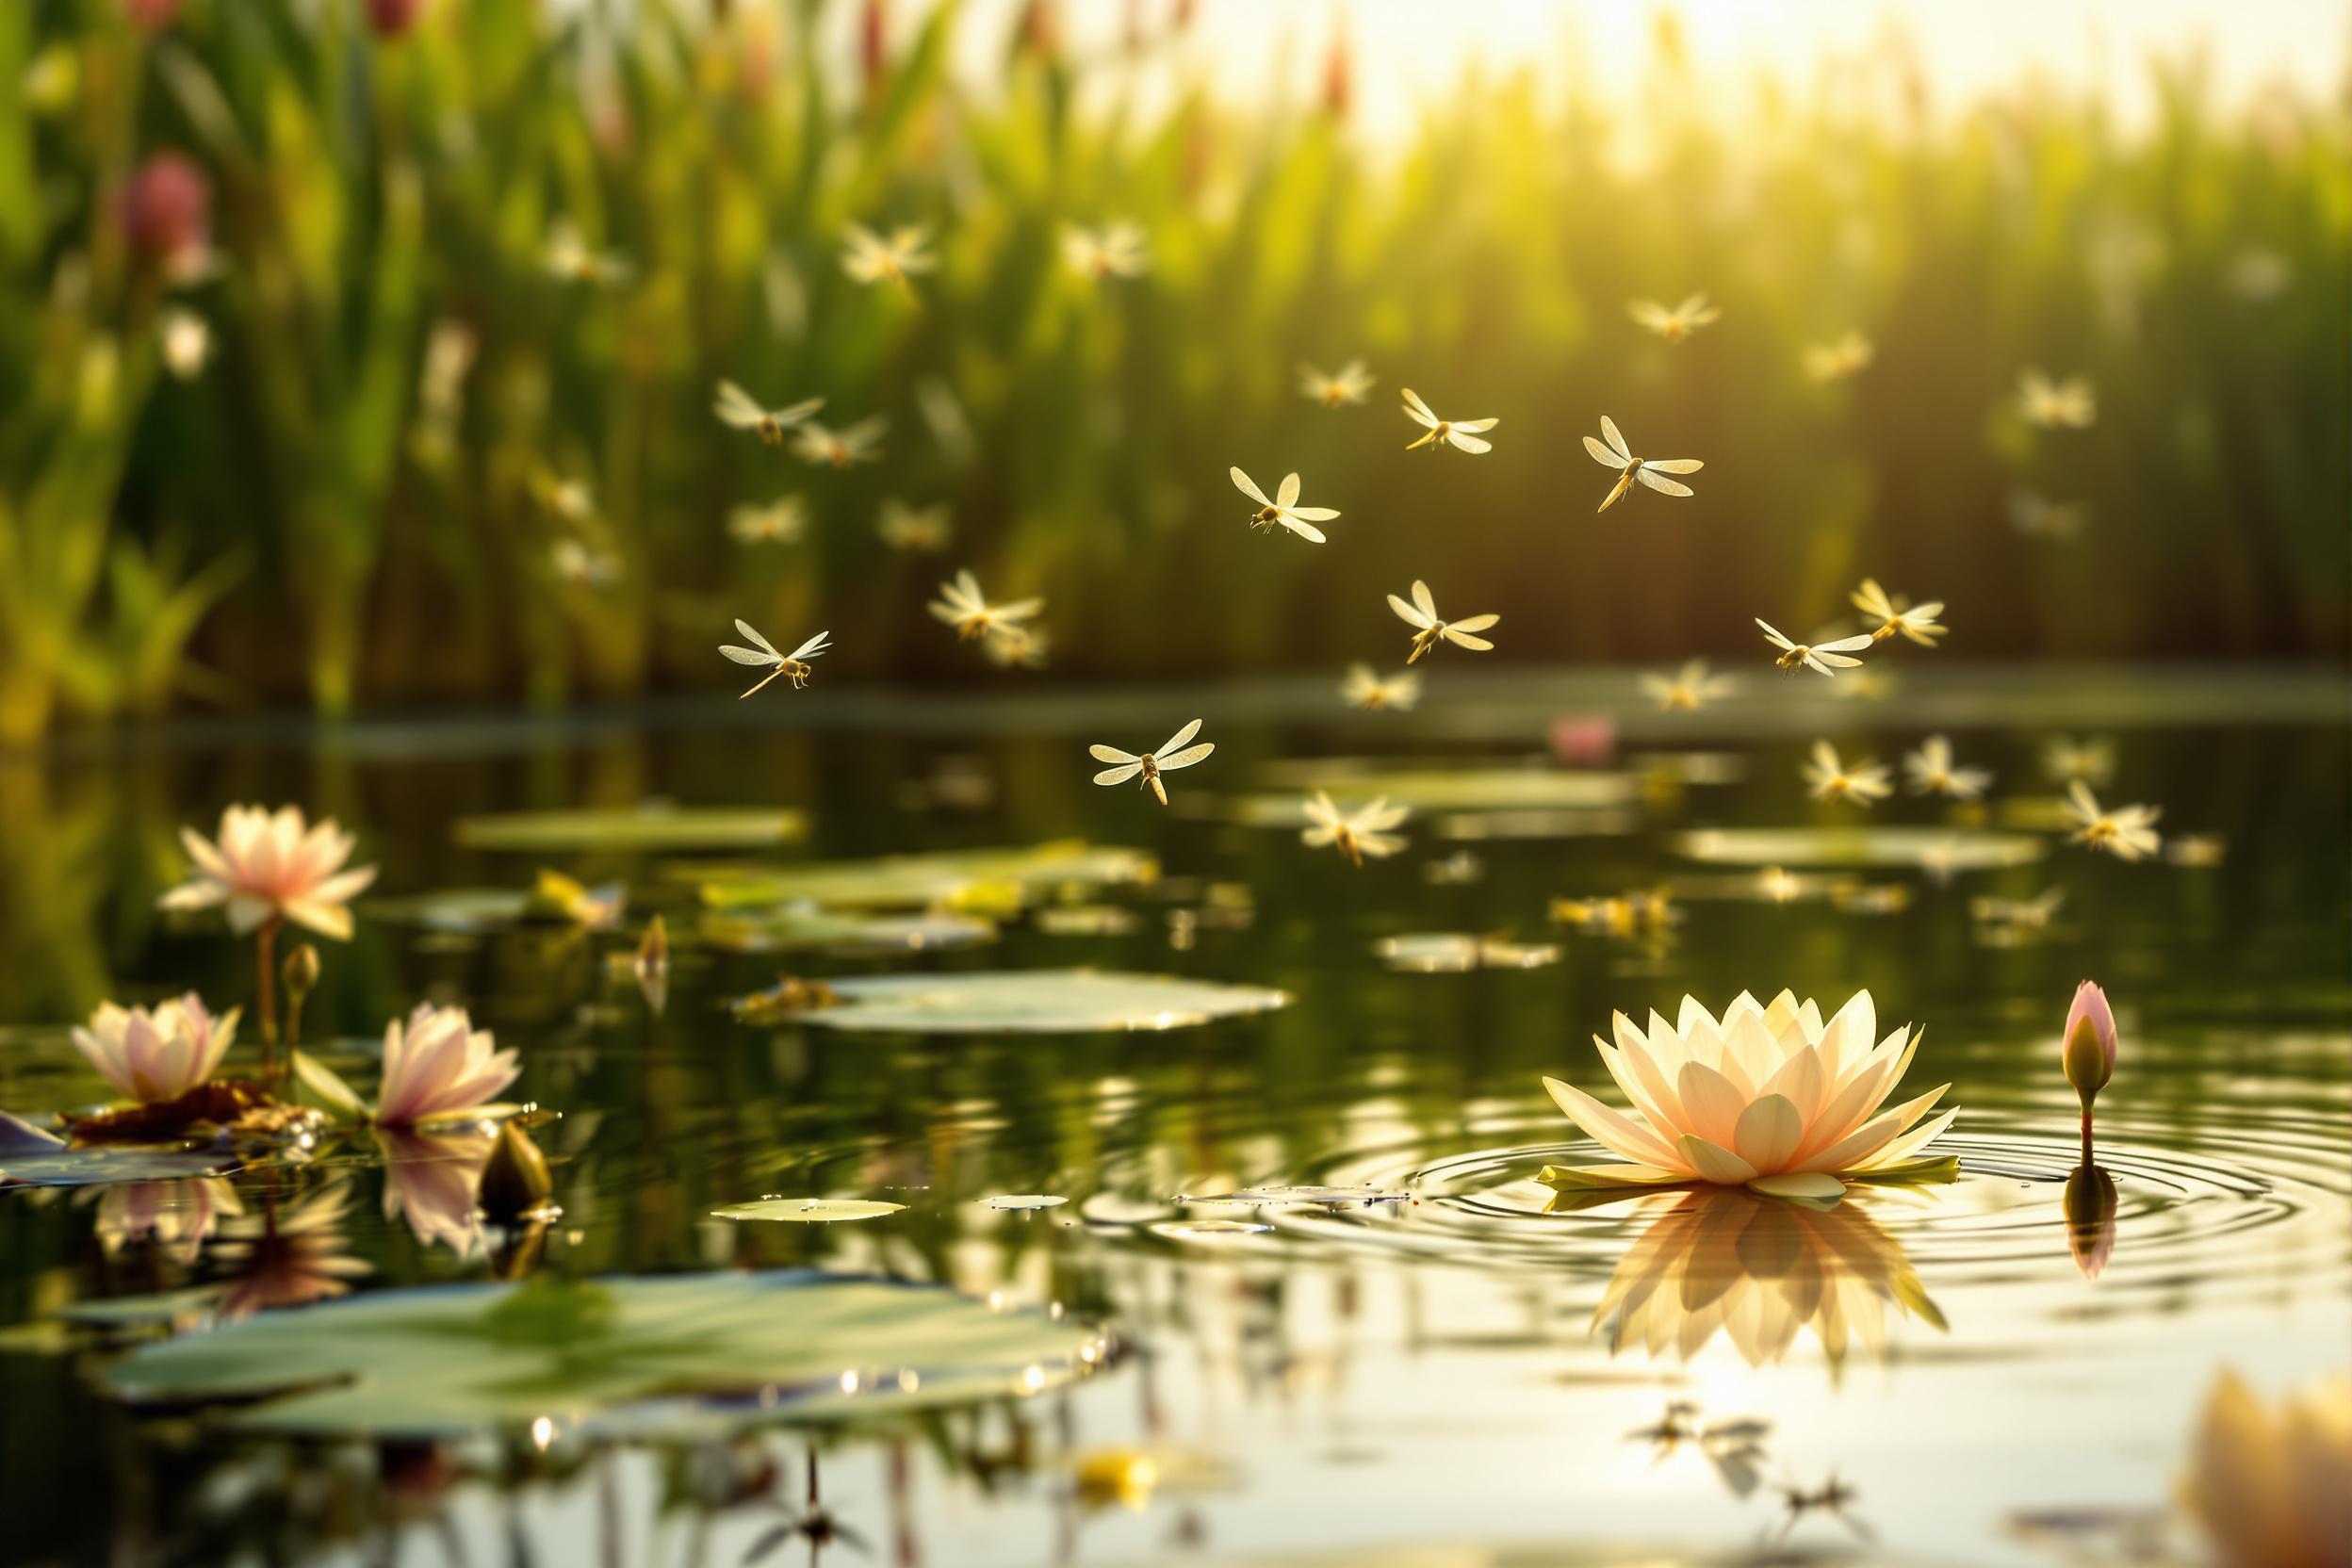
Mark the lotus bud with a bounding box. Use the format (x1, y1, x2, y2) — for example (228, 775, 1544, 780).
(2063, 980, 2117, 1109)
(283, 942, 321, 1002)
(476, 1121, 554, 1225)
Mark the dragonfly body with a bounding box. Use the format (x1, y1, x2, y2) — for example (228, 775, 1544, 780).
(1090, 721, 1215, 807)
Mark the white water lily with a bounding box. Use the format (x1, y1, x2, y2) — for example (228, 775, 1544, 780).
(73, 994, 240, 1104)
(159, 806, 377, 940)
(1541, 989, 1959, 1204)
(374, 1004, 520, 1129)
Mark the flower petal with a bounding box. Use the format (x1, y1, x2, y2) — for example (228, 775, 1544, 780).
(1797, 1086, 1950, 1174)
(1543, 1077, 1683, 1168)
(1674, 1060, 1747, 1148)
(1746, 1171, 1848, 1203)
(1677, 1134, 1760, 1184)
(1732, 1093, 1805, 1174)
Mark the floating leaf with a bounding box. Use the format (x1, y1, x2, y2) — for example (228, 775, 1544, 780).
(1673, 826, 2047, 870)
(710, 1198, 906, 1223)
(360, 888, 535, 933)
(1375, 934, 1560, 972)
(289, 1050, 369, 1121)
(1150, 1219, 1271, 1240)
(104, 1270, 1102, 1438)
(981, 1194, 1069, 1211)
(801, 970, 1290, 1035)
(699, 908, 996, 956)
(0, 1144, 237, 1189)
(691, 842, 1154, 912)
(455, 805, 807, 854)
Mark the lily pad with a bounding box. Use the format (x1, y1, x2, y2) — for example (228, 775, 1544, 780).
(361, 888, 535, 933)
(692, 842, 1154, 913)
(455, 805, 807, 854)
(1673, 826, 2048, 871)
(698, 908, 997, 956)
(1150, 1219, 1272, 1240)
(710, 1199, 906, 1223)
(801, 970, 1291, 1035)
(982, 1195, 1070, 1211)
(104, 1270, 1102, 1438)
(1182, 1186, 1410, 1208)
(0, 1144, 238, 1189)
(1375, 934, 1560, 972)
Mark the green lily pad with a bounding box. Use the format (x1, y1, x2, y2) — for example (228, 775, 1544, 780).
(982, 1195, 1069, 1211)
(103, 1270, 1103, 1439)
(0, 1144, 237, 1189)
(1672, 826, 2048, 871)
(455, 805, 807, 854)
(1150, 1219, 1272, 1240)
(802, 970, 1291, 1035)
(691, 842, 1154, 913)
(710, 1199, 906, 1223)
(361, 888, 535, 933)
(698, 908, 997, 956)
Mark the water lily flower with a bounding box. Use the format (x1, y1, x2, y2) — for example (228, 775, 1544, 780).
(1903, 736, 1991, 799)
(2064, 780, 2163, 860)
(2179, 1370, 2352, 1568)
(1540, 989, 1959, 1204)
(1642, 659, 1734, 712)
(1802, 741, 1893, 807)
(213, 1181, 371, 1316)
(73, 994, 240, 1104)
(375, 1004, 520, 1128)
(160, 806, 377, 941)
(477, 1120, 556, 1225)
(2063, 1162, 2117, 1280)
(91, 1177, 243, 1265)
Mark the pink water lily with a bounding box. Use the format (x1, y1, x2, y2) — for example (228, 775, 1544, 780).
(72, 994, 239, 1104)
(374, 1004, 519, 1128)
(1541, 989, 1958, 1204)
(159, 805, 377, 941)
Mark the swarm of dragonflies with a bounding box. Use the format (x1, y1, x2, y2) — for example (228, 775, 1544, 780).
(719, 620, 830, 696)
(1089, 720, 1216, 806)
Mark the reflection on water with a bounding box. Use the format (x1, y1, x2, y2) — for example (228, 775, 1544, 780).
(1589, 1186, 1943, 1368)
(0, 698, 2346, 1565)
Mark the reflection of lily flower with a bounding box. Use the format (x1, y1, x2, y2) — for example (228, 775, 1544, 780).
(377, 1128, 492, 1256)
(159, 805, 377, 941)
(2062, 1163, 2117, 1280)
(211, 1183, 372, 1315)
(92, 1178, 244, 1264)
(2179, 1369, 2351, 1568)
(375, 1004, 520, 1128)
(1543, 989, 1958, 1204)
(1589, 1185, 1945, 1367)
(73, 993, 239, 1104)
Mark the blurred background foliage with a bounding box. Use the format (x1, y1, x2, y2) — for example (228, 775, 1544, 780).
(0, 0, 2344, 743)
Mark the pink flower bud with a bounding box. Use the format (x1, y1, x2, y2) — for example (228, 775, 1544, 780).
(125, 0, 184, 33)
(2062, 980, 2118, 1107)
(368, 0, 424, 37)
(120, 154, 210, 268)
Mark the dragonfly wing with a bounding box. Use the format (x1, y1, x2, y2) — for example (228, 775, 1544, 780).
(1447, 431, 1492, 453)
(1159, 718, 1203, 755)
(789, 630, 831, 660)
(1386, 594, 1430, 628)
(1818, 633, 1877, 653)
(1277, 472, 1300, 508)
(1452, 417, 1498, 433)
(1088, 744, 1138, 764)
(1814, 651, 1865, 670)
(718, 645, 778, 666)
(1447, 613, 1499, 633)
(776, 397, 824, 424)
(1583, 435, 1629, 468)
(1282, 516, 1328, 544)
(1754, 618, 1794, 649)
(1601, 416, 1631, 460)
(1445, 629, 1494, 651)
(1645, 458, 1704, 473)
(1158, 742, 1215, 772)
(1229, 466, 1270, 506)
(1636, 469, 1694, 497)
(1093, 763, 1144, 787)
(1399, 387, 1437, 426)
(732, 618, 780, 656)
(1412, 580, 1436, 619)
(1288, 506, 1339, 522)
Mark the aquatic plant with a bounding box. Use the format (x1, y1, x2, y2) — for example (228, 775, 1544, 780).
(2178, 1370, 2352, 1568)
(2063, 980, 2119, 1154)
(1541, 989, 1957, 1203)
(72, 993, 238, 1105)
(371, 1004, 520, 1129)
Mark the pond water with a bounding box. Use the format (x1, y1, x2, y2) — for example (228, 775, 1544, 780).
(1, 670, 2345, 1567)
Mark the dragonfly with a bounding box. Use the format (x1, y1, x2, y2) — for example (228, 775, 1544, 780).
(1628, 291, 1721, 342)
(1387, 579, 1498, 663)
(543, 220, 630, 286)
(718, 620, 830, 697)
(1301, 792, 1409, 865)
(1771, 1472, 1875, 1545)
(1756, 618, 1873, 677)
(791, 417, 887, 468)
(2017, 368, 2096, 428)
(1904, 735, 1992, 799)
(1399, 388, 1498, 453)
(1583, 416, 1704, 513)
(1804, 330, 1873, 380)
(1089, 720, 1215, 806)
(928, 569, 1042, 645)
(841, 222, 935, 287)
(2065, 780, 2163, 861)
(1299, 359, 1375, 407)
(714, 381, 824, 447)
(1230, 467, 1340, 542)
(1341, 663, 1420, 711)
(1061, 221, 1149, 279)
(1641, 658, 1734, 712)
(1802, 740, 1894, 806)
(1852, 578, 1946, 645)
